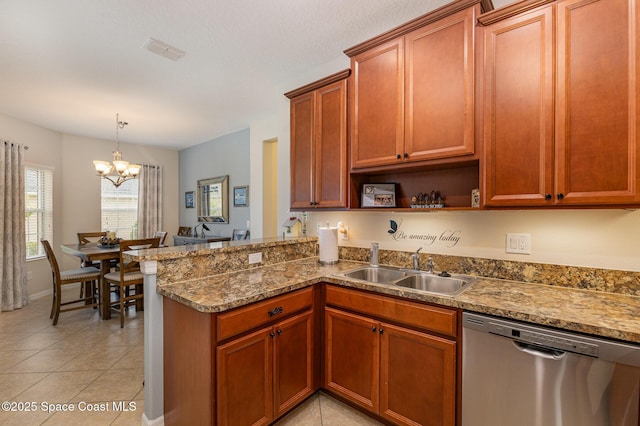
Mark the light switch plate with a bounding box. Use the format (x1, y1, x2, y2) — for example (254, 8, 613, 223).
(506, 233, 531, 255)
(248, 252, 262, 264)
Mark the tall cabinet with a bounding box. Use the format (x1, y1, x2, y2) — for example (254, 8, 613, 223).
(480, 0, 640, 206)
(286, 70, 349, 210)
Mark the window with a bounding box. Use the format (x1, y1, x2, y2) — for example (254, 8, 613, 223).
(100, 179, 138, 239)
(25, 165, 53, 259)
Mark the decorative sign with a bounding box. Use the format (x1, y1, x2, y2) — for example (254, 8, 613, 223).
(387, 219, 461, 248)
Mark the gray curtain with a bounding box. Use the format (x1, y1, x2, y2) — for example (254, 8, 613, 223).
(137, 164, 163, 239)
(1, 141, 28, 311)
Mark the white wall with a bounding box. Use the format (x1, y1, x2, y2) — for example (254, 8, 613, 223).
(1, 113, 180, 297)
(179, 128, 250, 238)
(307, 209, 640, 272)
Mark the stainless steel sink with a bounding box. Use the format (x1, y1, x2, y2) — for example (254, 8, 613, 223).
(335, 266, 475, 296)
(394, 273, 471, 296)
(339, 266, 409, 283)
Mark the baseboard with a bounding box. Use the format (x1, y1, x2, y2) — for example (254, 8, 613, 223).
(29, 288, 52, 301)
(142, 413, 164, 426)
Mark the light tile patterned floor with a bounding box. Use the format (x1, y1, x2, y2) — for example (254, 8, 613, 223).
(0, 288, 382, 425)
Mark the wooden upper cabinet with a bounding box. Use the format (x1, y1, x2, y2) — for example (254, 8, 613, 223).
(286, 70, 349, 210)
(347, 0, 480, 170)
(405, 6, 476, 162)
(481, 0, 640, 206)
(315, 80, 348, 208)
(481, 5, 554, 206)
(555, 0, 639, 204)
(350, 38, 405, 169)
(290, 92, 315, 209)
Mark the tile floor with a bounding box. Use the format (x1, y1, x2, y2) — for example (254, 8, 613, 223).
(0, 287, 383, 425)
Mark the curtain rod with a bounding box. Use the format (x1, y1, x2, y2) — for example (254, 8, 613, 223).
(3, 140, 28, 150)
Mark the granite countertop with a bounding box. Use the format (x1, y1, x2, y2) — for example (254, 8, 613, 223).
(157, 257, 640, 344)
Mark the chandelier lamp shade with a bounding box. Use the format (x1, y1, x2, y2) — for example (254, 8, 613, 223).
(93, 113, 141, 188)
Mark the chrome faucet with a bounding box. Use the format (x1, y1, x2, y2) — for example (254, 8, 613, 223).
(411, 247, 422, 270)
(370, 243, 379, 267)
(426, 257, 434, 274)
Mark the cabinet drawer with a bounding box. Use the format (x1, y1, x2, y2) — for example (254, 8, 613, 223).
(217, 288, 313, 342)
(325, 285, 457, 337)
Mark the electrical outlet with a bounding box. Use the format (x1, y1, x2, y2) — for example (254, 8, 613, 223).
(248, 252, 262, 264)
(506, 233, 531, 255)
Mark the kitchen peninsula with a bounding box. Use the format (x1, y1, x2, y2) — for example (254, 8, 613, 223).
(128, 237, 640, 425)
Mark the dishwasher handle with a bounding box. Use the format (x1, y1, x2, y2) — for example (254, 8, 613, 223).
(513, 340, 567, 360)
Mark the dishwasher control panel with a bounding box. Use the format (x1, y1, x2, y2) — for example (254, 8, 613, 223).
(463, 312, 600, 357)
(489, 322, 599, 357)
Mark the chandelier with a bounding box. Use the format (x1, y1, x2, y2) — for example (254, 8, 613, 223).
(93, 113, 141, 188)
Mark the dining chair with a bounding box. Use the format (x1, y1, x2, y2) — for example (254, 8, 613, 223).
(231, 229, 250, 240)
(77, 232, 107, 268)
(153, 231, 168, 246)
(103, 237, 161, 328)
(41, 240, 101, 325)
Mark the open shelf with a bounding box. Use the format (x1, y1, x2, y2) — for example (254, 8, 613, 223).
(349, 162, 480, 210)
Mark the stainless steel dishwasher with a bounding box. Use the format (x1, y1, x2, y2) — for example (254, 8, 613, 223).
(462, 312, 640, 426)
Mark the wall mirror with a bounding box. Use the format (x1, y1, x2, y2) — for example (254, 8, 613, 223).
(197, 175, 229, 223)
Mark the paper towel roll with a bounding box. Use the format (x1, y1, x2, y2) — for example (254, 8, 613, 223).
(318, 227, 339, 265)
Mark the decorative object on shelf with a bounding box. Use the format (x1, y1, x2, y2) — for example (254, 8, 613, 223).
(471, 188, 480, 208)
(410, 190, 445, 208)
(233, 185, 248, 207)
(361, 183, 396, 208)
(93, 114, 141, 188)
(177, 226, 191, 236)
(185, 191, 194, 208)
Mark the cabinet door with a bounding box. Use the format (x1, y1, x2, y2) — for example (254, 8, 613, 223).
(405, 6, 475, 162)
(315, 80, 348, 208)
(274, 311, 314, 417)
(290, 92, 315, 209)
(380, 323, 456, 426)
(555, 0, 640, 204)
(350, 38, 404, 168)
(217, 328, 273, 426)
(482, 6, 555, 206)
(324, 307, 380, 412)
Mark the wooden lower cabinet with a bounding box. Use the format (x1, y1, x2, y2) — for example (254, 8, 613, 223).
(164, 285, 458, 426)
(381, 323, 456, 426)
(217, 327, 274, 426)
(216, 311, 314, 426)
(325, 307, 457, 426)
(163, 288, 315, 426)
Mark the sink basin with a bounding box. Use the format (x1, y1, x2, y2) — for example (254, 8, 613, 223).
(340, 266, 409, 283)
(394, 273, 472, 296)
(335, 266, 475, 296)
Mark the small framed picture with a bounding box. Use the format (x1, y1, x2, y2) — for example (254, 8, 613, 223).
(185, 191, 194, 208)
(362, 183, 396, 208)
(234, 185, 249, 207)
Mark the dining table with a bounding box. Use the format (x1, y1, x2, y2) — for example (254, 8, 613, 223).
(61, 242, 120, 320)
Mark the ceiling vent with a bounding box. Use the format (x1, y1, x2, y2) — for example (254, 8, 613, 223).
(144, 38, 186, 61)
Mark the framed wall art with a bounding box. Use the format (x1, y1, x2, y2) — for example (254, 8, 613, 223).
(233, 185, 249, 207)
(361, 183, 396, 208)
(185, 191, 194, 208)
